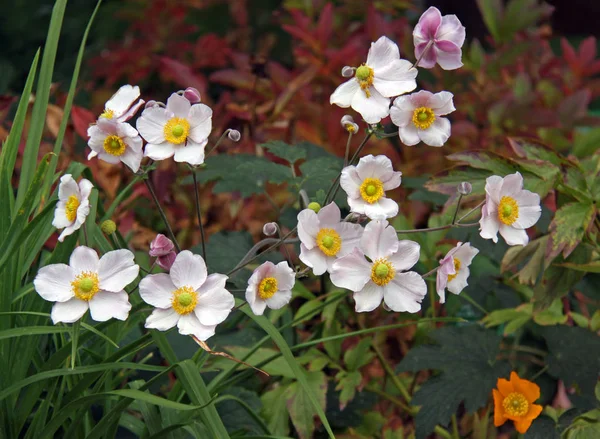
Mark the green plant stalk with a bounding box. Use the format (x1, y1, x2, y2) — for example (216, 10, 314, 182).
(192, 171, 207, 262)
(144, 176, 181, 252)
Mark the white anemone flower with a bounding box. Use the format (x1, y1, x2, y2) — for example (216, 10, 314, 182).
(330, 220, 426, 313)
(330, 36, 417, 124)
(52, 174, 93, 242)
(87, 118, 143, 172)
(436, 242, 479, 304)
(390, 90, 455, 147)
(136, 93, 212, 166)
(100, 84, 145, 122)
(340, 154, 402, 220)
(297, 202, 363, 275)
(33, 246, 138, 324)
(139, 251, 234, 341)
(479, 172, 541, 246)
(246, 261, 295, 316)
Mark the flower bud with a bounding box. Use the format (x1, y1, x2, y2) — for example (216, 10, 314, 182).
(157, 251, 177, 271)
(340, 115, 358, 133)
(100, 220, 116, 235)
(263, 222, 279, 236)
(228, 129, 241, 142)
(149, 234, 175, 257)
(341, 66, 354, 78)
(144, 100, 157, 109)
(457, 182, 472, 195)
(183, 87, 201, 103)
(307, 202, 321, 213)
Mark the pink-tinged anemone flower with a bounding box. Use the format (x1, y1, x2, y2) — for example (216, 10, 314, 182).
(413, 7, 466, 70)
(100, 84, 145, 122)
(390, 90, 455, 147)
(52, 174, 93, 242)
(136, 93, 212, 166)
(479, 172, 541, 246)
(436, 242, 479, 303)
(246, 261, 295, 316)
(87, 118, 143, 172)
(140, 251, 234, 341)
(330, 220, 426, 313)
(297, 202, 363, 276)
(340, 154, 402, 220)
(33, 246, 138, 324)
(330, 36, 417, 124)
(149, 234, 177, 271)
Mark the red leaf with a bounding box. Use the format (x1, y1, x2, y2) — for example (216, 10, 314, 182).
(158, 57, 207, 96)
(71, 105, 95, 141)
(560, 38, 578, 67)
(579, 36, 597, 65)
(316, 3, 334, 46)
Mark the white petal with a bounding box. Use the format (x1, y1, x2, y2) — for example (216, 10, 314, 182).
(51, 298, 88, 324)
(384, 272, 427, 313)
(166, 93, 191, 118)
(429, 91, 455, 116)
(98, 249, 139, 292)
(173, 139, 207, 166)
(274, 261, 295, 291)
(479, 209, 499, 243)
(499, 225, 529, 246)
(330, 79, 360, 108)
(437, 15, 466, 47)
(120, 145, 143, 173)
(340, 166, 362, 199)
(356, 154, 393, 180)
(297, 209, 319, 249)
(58, 224, 78, 242)
(436, 269, 448, 304)
(248, 297, 267, 316)
(105, 85, 140, 118)
(177, 313, 216, 341)
(351, 87, 390, 124)
(398, 125, 421, 146)
(337, 222, 364, 257)
(317, 202, 341, 228)
(96, 152, 121, 165)
(170, 250, 207, 290)
(58, 174, 79, 201)
(330, 248, 371, 291)
(89, 290, 131, 322)
(362, 197, 399, 221)
(194, 274, 234, 326)
(188, 104, 212, 141)
(34, 264, 75, 302)
(433, 44, 464, 70)
(418, 117, 451, 147)
(353, 281, 384, 312)
(500, 172, 523, 197)
(447, 269, 469, 295)
(366, 36, 400, 70)
(453, 243, 479, 266)
(390, 96, 415, 128)
(299, 244, 329, 276)
(372, 59, 417, 98)
(137, 107, 168, 144)
(266, 289, 292, 310)
(78, 178, 94, 200)
(381, 170, 402, 191)
(52, 206, 72, 229)
(139, 273, 177, 308)
(361, 220, 398, 260)
(144, 142, 176, 161)
(145, 307, 180, 331)
(387, 240, 421, 271)
(70, 246, 99, 273)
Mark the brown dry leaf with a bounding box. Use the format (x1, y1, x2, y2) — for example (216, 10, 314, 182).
(191, 336, 269, 376)
(46, 104, 64, 139)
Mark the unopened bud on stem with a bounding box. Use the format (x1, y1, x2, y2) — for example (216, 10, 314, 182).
(341, 66, 355, 77)
(263, 222, 279, 236)
(100, 220, 116, 235)
(307, 202, 321, 213)
(227, 129, 241, 142)
(457, 182, 472, 195)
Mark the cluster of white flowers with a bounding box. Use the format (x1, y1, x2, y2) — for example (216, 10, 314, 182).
(37, 6, 543, 345)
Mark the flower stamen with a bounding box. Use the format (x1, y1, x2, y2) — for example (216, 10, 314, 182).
(412, 107, 436, 130)
(164, 117, 190, 145)
(258, 277, 278, 300)
(359, 178, 384, 204)
(355, 64, 374, 98)
(370, 258, 395, 286)
(100, 109, 114, 119)
(316, 228, 342, 256)
(65, 195, 80, 222)
(498, 196, 519, 225)
(447, 258, 461, 282)
(71, 271, 100, 301)
(172, 286, 198, 315)
(103, 135, 126, 156)
(502, 392, 529, 417)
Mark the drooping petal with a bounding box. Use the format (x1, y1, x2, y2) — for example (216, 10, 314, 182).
(136, 107, 168, 144)
(415, 42, 438, 69)
(195, 274, 234, 326)
(169, 250, 208, 290)
(317, 202, 341, 228)
(433, 41, 463, 70)
(337, 222, 364, 257)
(366, 36, 400, 70)
(70, 246, 100, 273)
(274, 261, 295, 291)
(98, 249, 139, 292)
(297, 209, 319, 249)
(139, 273, 176, 308)
(144, 142, 176, 161)
(383, 271, 427, 313)
(51, 298, 88, 324)
(387, 240, 421, 271)
(89, 290, 131, 321)
(248, 296, 267, 316)
(398, 125, 421, 146)
(330, 249, 372, 292)
(145, 307, 180, 331)
(166, 93, 191, 118)
(413, 6, 442, 43)
(350, 86, 390, 124)
(173, 139, 207, 166)
(446, 268, 469, 295)
(362, 197, 399, 221)
(479, 208, 500, 243)
(177, 313, 216, 341)
(299, 244, 329, 276)
(418, 117, 451, 147)
(436, 268, 448, 304)
(499, 224, 529, 246)
(34, 264, 75, 302)
(58, 174, 79, 201)
(437, 14, 466, 47)
(105, 85, 140, 118)
(120, 143, 143, 173)
(372, 59, 417, 98)
(330, 79, 360, 108)
(58, 224, 79, 242)
(266, 289, 292, 310)
(361, 220, 399, 260)
(353, 282, 384, 312)
(429, 91, 456, 115)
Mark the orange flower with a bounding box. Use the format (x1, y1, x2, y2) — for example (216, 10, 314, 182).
(493, 371, 543, 433)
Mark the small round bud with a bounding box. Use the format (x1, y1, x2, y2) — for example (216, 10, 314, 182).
(144, 100, 157, 109)
(341, 66, 354, 77)
(263, 222, 279, 236)
(457, 182, 472, 195)
(100, 220, 117, 235)
(340, 115, 359, 133)
(307, 202, 321, 213)
(228, 129, 241, 142)
(183, 87, 201, 103)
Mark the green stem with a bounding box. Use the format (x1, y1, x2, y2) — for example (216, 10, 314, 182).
(191, 171, 207, 263)
(451, 194, 464, 225)
(371, 342, 412, 404)
(343, 131, 353, 167)
(144, 176, 181, 252)
(205, 130, 230, 157)
(451, 414, 460, 439)
(396, 221, 479, 234)
(71, 321, 80, 370)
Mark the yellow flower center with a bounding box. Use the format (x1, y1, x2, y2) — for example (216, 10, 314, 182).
(100, 109, 114, 119)
(370, 258, 395, 286)
(316, 228, 342, 257)
(498, 196, 519, 225)
(447, 258, 461, 282)
(171, 286, 198, 315)
(65, 195, 80, 222)
(344, 123, 357, 133)
(412, 107, 436, 130)
(359, 178, 384, 204)
(503, 392, 529, 417)
(164, 117, 190, 145)
(258, 277, 278, 300)
(71, 271, 100, 301)
(103, 135, 126, 156)
(355, 64, 374, 98)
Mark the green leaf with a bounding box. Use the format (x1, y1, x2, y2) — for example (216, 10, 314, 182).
(343, 338, 374, 371)
(335, 370, 362, 410)
(533, 299, 568, 326)
(563, 409, 600, 439)
(573, 127, 600, 158)
(284, 371, 327, 439)
(501, 236, 548, 285)
(216, 388, 268, 435)
(262, 140, 307, 164)
(397, 326, 511, 439)
(558, 261, 600, 273)
(299, 156, 343, 198)
(261, 384, 290, 436)
(476, 0, 503, 41)
(0, 325, 71, 341)
(548, 202, 596, 259)
(482, 308, 531, 335)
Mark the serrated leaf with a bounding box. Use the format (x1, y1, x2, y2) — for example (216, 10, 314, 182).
(548, 202, 596, 260)
(284, 371, 327, 439)
(343, 338, 374, 372)
(261, 384, 290, 436)
(533, 299, 568, 326)
(501, 236, 548, 285)
(335, 371, 362, 411)
(262, 140, 307, 164)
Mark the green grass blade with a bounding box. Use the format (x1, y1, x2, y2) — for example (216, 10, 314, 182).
(0, 326, 70, 341)
(15, 0, 66, 209)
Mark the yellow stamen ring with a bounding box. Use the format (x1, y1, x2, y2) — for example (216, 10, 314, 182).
(502, 392, 529, 417)
(164, 117, 190, 145)
(103, 135, 127, 157)
(316, 228, 342, 257)
(359, 178, 384, 204)
(447, 258, 461, 282)
(355, 64, 374, 98)
(258, 277, 278, 300)
(65, 195, 80, 223)
(370, 258, 395, 286)
(71, 271, 100, 301)
(498, 196, 519, 225)
(100, 109, 114, 119)
(172, 286, 198, 315)
(412, 107, 436, 130)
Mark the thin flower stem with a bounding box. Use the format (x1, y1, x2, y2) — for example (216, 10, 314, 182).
(371, 340, 412, 404)
(364, 385, 412, 412)
(277, 227, 295, 270)
(191, 171, 207, 263)
(411, 39, 434, 70)
(451, 414, 460, 439)
(377, 130, 400, 138)
(144, 176, 181, 253)
(459, 291, 488, 315)
(457, 200, 485, 223)
(343, 131, 353, 167)
(205, 129, 230, 157)
(451, 194, 464, 225)
(428, 278, 436, 318)
(421, 265, 440, 278)
(395, 221, 479, 234)
(82, 226, 89, 246)
(530, 365, 549, 381)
